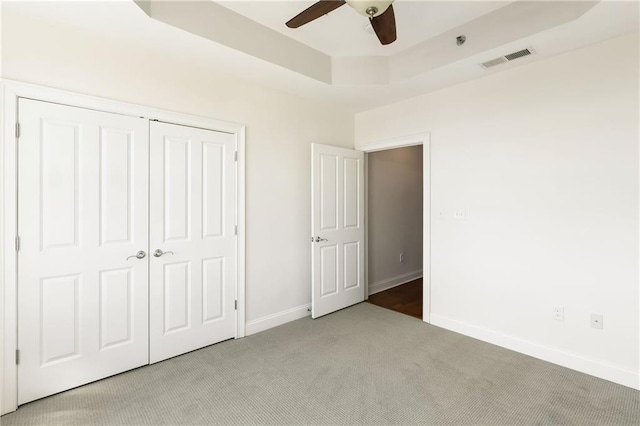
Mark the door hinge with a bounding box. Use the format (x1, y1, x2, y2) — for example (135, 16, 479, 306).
(15, 122, 20, 139)
(234, 225, 237, 236)
(15, 235, 20, 252)
(234, 300, 238, 310)
(234, 151, 238, 162)
(16, 349, 20, 365)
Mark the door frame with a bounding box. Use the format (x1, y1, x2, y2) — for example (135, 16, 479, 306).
(358, 133, 431, 323)
(0, 79, 247, 415)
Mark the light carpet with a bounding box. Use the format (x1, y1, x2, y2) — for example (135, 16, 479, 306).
(2, 303, 639, 425)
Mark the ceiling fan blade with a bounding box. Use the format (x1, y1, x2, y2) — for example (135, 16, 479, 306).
(370, 4, 397, 45)
(286, 0, 347, 28)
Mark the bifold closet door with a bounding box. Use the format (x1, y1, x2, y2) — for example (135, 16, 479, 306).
(17, 99, 150, 404)
(149, 121, 236, 363)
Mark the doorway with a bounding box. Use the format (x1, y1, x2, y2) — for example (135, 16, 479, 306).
(358, 133, 431, 323)
(365, 145, 424, 319)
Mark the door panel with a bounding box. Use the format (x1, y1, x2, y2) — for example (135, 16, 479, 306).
(163, 261, 191, 333)
(164, 137, 191, 241)
(99, 268, 134, 349)
(18, 99, 149, 404)
(202, 142, 225, 238)
(343, 157, 360, 228)
(99, 128, 135, 246)
(40, 274, 79, 365)
(320, 154, 338, 231)
(149, 122, 236, 363)
(311, 144, 365, 318)
(202, 257, 225, 322)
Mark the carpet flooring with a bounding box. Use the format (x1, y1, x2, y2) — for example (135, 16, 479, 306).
(2, 303, 638, 425)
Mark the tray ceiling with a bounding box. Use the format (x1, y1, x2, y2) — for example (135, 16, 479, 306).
(3, 1, 638, 112)
(218, 1, 510, 57)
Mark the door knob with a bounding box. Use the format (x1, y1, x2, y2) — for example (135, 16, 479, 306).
(153, 249, 174, 257)
(127, 250, 146, 260)
(313, 236, 328, 243)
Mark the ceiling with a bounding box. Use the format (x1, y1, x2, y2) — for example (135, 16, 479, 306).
(3, 1, 639, 112)
(218, 1, 510, 57)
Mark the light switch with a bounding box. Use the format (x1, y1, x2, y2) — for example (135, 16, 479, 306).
(435, 209, 446, 220)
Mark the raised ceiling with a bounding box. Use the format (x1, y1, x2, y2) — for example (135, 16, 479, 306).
(3, 1, 639, 112)
(218, 1, 510, 57)
(134, 0, 637, 88)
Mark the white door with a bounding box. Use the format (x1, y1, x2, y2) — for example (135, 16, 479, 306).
(149, 121, 236, 363)
(17, 99, 149, 404)
(311, 143, 365, 318)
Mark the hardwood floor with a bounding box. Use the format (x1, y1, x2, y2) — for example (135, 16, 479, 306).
(366, 279, 423, 319)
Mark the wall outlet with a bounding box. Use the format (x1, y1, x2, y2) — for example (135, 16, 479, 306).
(591, 313, 603, 330)
(453, 209, 466, 221)
(399, 253, 405, 263)
(553, 306, 564, 321)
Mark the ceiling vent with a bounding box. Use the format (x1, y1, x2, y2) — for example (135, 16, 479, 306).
(480, 48, 535, 69)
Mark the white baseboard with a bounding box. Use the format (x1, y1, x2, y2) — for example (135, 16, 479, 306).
(368, 269, 423, 296)
(246, 303, 311, 336)
(430, 313, 640, 390)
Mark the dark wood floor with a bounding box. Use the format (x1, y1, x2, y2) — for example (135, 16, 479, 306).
(366, 278, 423, 319)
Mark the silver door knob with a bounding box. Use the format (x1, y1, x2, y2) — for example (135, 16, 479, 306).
(127, 250, 146, 260)
(313, 236, 328, 243)
(153, 249, 174, 257)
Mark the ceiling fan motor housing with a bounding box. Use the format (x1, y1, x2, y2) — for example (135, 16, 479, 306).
(346, 0, 394, 18)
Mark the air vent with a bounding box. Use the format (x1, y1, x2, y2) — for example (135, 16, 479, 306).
(481, 47, 535, 69)
(504, 48, 533, 61)
(481, 57, 507, 68)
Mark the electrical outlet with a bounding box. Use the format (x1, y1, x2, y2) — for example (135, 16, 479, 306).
(453, 209, 466, 221)
(553, 306, 564, 321)
(399, 253, 405, 263)
(591, 313, 603, 330)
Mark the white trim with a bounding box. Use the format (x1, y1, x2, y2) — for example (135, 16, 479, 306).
(368, 270, 423, 296)
(245, 304, 311, 336)
(0, 79, 247, 415)
(431, 313, 640, 390)
(357, 133, 429, 153)
(235, 127, 246, 339)
(363, 154, 369, 299)
(2, 80, 243, 135)
(1, 80, 19, 416)
(359, 132, 431, 324)
(0, 80, 3, 419)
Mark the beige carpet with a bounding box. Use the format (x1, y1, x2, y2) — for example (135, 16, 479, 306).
(2, 303, 639, 425)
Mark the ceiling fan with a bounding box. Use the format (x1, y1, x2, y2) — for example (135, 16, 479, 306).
(286, 0, 397, 45)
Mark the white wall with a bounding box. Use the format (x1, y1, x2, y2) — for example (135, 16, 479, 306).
(356, 33, 640, 388)
(368, 146, 423, 294)
(2, 2, 638, 396)
(0, 9, 354, 325)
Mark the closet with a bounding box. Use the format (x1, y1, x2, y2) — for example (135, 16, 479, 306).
(16, 98, 237, 404)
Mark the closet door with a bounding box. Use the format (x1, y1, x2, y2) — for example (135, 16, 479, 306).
(17, 99, 149, 404)
(149, 121, 236, 363)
